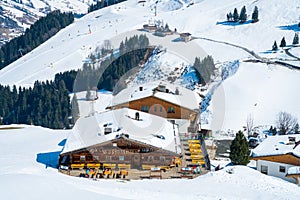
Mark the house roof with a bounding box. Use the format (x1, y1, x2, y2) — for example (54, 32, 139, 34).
(180, 33, 191, 37)
(287, 166, 300, 175)
(109, 81, 201, 112)
(61, 108, 181, 155)
(251, 135, 300, 158)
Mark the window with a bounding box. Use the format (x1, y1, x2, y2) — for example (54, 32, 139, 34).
(167, 107, 175, 113)
(148, 156, 154, 162)
(141, 148, 149, 153)
(279, 166, 286, 173)
(261, 165, 268, 175)
(160, 156, 165, 162)
(93, 156, 99, 161)
(119, 156, 124, 161)
(154, 106, 157, 112)
(80, 155, 85, 162)
(160, 107, 163, 112)
(141, 105, 149, 112)
(106, 156, 111, 161)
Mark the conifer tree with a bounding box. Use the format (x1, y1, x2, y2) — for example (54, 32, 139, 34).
(71, 93, 80, 123)
(228, 12, 233, 21)
(280, 37, 286, 48)
(272, 41, 278, 51)
(233, 8, 239, 22)
(293, 33, 299, 45)
(229, 131, 250, 165)
(239, 6, 247, 23)
(294, 123, 300, 134)
(252, 6, 259, 22)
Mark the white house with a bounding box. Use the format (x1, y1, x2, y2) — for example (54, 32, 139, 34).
(251, 135, 300, 185)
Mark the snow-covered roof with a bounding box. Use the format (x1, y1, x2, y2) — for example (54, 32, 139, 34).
(287, 166, 300, 175)
(61, 108, 181, 154)
(251, 135, 300, 158)
(110, 81, 201, 111)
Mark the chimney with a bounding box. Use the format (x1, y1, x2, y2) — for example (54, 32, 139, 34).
(175, 87, 179, 95)
(135, 112, 140, 120)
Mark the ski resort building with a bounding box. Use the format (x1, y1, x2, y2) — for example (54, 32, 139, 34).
(251, 135, 300, 185)
(179, 33, 192, 42)
(59, 108, 181, 172)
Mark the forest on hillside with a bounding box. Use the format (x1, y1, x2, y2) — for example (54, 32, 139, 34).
(0, 10, 74, 70)
(0, 80, 71, 129)
(55, 34, 152, 93)
(88, 0, 127, 13)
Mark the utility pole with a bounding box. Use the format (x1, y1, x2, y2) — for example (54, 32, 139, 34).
(88, 25, 91, 34)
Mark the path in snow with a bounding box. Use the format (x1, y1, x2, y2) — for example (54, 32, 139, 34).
(194, 37, 300, 70)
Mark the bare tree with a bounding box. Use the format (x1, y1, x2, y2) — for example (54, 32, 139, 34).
(246, 114, 254, 135)
(276, 111, 298, 135)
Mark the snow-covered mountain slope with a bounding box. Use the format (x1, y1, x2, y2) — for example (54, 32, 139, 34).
(0, 0, 299, 132)
(0, 0, 92, 43)
(0, 125, 300, 200)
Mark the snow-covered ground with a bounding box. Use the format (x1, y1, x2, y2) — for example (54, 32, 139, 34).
(1, 125, 300, 200)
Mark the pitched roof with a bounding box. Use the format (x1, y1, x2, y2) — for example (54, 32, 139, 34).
(251, 135, 300, 158)
(61, 108, 181, 155)
(287, 166, 300, 175)
(109, 81, 201, 111)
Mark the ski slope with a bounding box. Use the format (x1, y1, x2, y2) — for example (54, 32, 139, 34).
(0, 125, 299, 200)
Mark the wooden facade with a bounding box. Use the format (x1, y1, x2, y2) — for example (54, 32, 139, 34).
(251, 153, 300, 166)
(60, 136, 179, 170)
(109, 96, 198, 120)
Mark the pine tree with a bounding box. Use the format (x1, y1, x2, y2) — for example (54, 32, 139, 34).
(251, 6, 259, 23)
(294, 123, 300, 134)
(233, 8, 239, 22)
(239, 6, 247, 23)
(229, 131, 250, 165)
(292, 33, 299, 45)
(272, 41, 278, 51)
(164, 23, 170, 31)
(279, 37, 286, 48)
(228, 12, 233, 21)
(71, 93, 80, 123)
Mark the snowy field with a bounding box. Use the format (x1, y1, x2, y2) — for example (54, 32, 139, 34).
(0, 125, 300, 200)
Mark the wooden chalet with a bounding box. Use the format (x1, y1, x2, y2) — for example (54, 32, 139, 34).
(143, 24, 158, 32)
(107, 81, 201, 121)
(59, 108, 182, 172)
(60, 135, 179, 170)
(250, 135, 300, 185)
